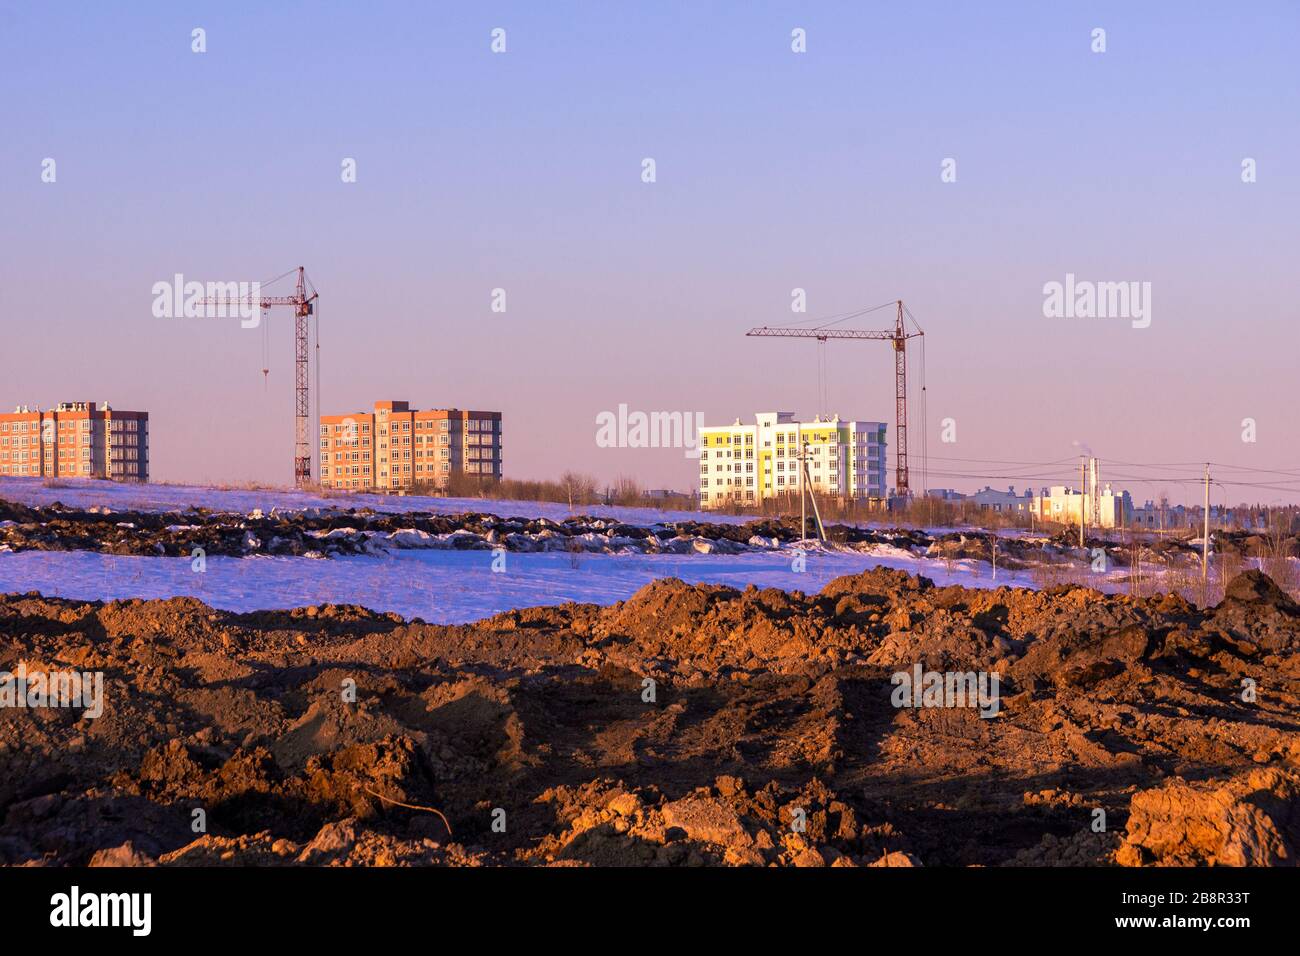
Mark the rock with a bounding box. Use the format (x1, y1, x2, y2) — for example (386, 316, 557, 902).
(714, 775, 745, 797)
(1014, 623, 1152, 688)
(723, 845, 766, 866)
(868, 850, 922, 867)
(297, 819, 358, 865)
(89, 841, 156, 867)
(606, 793, 641, 818)
(1118, 769, 1300, 866)
(791, 846, 825, 867)
(661, 796, 750, 847)
(1056, 659, 1125, 689)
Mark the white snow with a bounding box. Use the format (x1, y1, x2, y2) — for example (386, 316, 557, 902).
(0, 547, 1057, 625)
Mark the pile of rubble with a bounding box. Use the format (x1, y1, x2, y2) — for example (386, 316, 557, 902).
(2, 567, 1297, 867)
(0, 501, 805, 559)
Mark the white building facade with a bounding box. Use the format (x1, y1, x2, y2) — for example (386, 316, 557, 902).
(698, 412, 887, 509)
(1029, 483, 1134, 528)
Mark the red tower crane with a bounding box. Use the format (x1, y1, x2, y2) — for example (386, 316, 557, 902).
(746, 299, 924, 497)
(200, 267, 319, 487)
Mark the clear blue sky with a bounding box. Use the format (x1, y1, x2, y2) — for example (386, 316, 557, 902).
(3, 2, 1297, 504)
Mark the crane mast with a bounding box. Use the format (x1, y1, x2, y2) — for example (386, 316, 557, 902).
(291, 267, 314, 487)
(893, 301, 909, 498)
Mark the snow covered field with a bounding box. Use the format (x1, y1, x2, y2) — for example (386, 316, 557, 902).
(0, 476, 745, 525)
(0, 546, 1062, 624)
(0, 477, 1137, 620)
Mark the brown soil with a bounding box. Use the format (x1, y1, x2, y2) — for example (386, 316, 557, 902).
(2, 567, 1298, 867)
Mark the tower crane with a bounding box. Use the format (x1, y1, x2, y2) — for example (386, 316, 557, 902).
(747, 299, 924, 497)
(199, 266, 319, 487)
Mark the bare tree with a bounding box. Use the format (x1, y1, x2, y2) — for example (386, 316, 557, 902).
(559, 471, 598, 512)
(612, 474, 643, 506)
(1262, 508, 1297, 595)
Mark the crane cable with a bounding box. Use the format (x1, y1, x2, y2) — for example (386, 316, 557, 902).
(258, 266, 300, 288)
(816, 339, 828, 418)
(252, 268, 300, 392)
(315, 299, 321, 482)
(261, 307, 270, 389)
(919, 331, 927, 496)
(787, 299, 899, 331)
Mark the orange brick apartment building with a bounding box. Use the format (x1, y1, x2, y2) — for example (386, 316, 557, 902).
(320, 400, 501, 491)
(0, 401, 149, 482)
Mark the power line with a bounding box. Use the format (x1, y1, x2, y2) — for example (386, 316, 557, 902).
(1209, 462, 1300, 479)
(925, 455, 1078, 466)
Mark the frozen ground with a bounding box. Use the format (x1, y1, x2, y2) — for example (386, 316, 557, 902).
(0, 477, 1041, 536)
(0, 477, 1136, 620)
(0, 476, 745, 526)
(0, 546, 1078, 624)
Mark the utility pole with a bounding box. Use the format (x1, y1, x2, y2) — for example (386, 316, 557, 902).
(1079, 457, 1087, 549)
(1136, 530, 1143, 596)
(800, 456, 806, 541)
(1090, 457, 1102, 529)
(795, 440, 826, 542)
(1202, 462, 1211, 602)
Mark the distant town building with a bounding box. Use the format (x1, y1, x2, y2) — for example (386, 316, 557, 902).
(0, 402, 148, 482)
(1029, 483, 1134, 528)
(643, 488, 695, 503)
(320, 400, 501, 492)
(1131, 499, 1189, 530)
(969, 485, 1035, 514)
(926, 488, 967, 501)
(698, 412, 887, 509)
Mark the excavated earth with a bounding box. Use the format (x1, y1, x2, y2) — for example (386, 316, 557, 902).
(0, 500, 898, 558)
(1, 567, 1298, 867)
(0, 498, 1147, 572)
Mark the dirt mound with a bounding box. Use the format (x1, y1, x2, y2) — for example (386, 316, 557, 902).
(1222, 569, 1297, 608)
(2, 569, 1298, 866)
(0, 502, 834, 559)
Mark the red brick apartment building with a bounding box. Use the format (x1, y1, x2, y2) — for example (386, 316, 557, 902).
(0, 401, 149, 482)
(320, 400, 501, 491)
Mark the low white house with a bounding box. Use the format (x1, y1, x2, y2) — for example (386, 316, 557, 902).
(969, 486, 1035, 514)
(1030, 483, 1133, 528)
